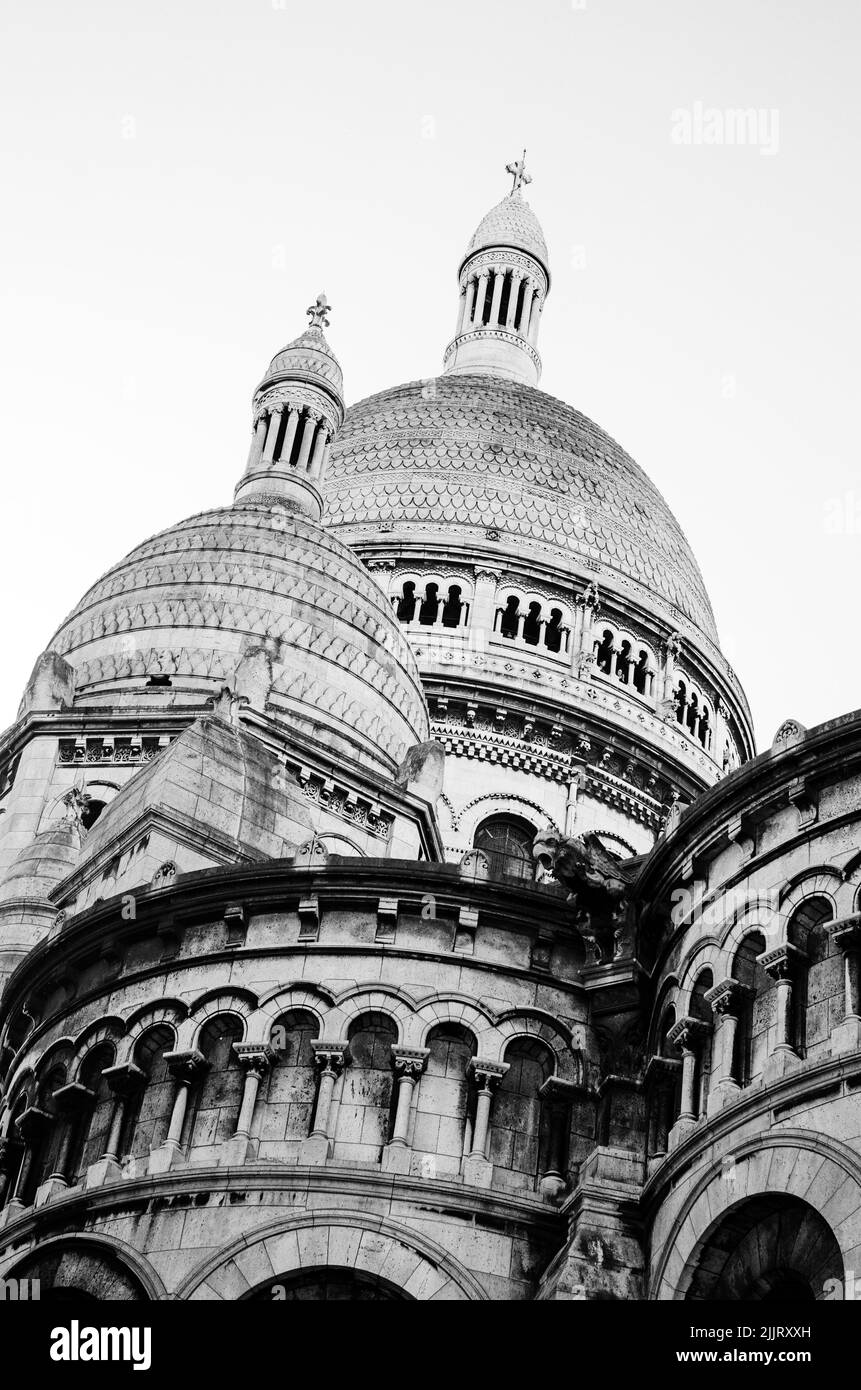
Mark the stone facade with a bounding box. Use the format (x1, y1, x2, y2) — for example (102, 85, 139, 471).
(0, 164, 857, 1302)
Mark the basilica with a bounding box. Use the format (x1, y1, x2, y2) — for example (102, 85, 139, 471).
(0, 158, 858, 1302)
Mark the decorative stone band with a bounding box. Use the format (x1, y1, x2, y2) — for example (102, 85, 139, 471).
(704, 977, 753, 1017)
(459, 247, 548, 296)
(254, 384, 341, 437)
(443, 326, 542, 372)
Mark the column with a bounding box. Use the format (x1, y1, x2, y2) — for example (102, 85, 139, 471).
(7, 1107, 50, 1210)
(644, 1057, 682, 1160)
(45, 1082, 94, 1188)
(467, 1059, 508, 1158)
(246, 414, 268, 471)
(661, 633, 682, 703)
(0, 1138, 22, 1208)
(279, 405, 300, 466)
(704, 979, 751, 1111)
(261, 407, 282, 464)
(308, 422, 329, 478)
(389, 1048, 429, 1145)
(489, 269, 505, 326)
(668, 1019, 710, 1124)
(309, 1042, 348, 1140)
(537, 1077, 576, 1200)
(472, 270, 490, 328)
(572, 583, 600, 678)
(506, 272, 523, 329)
(163, 1051, 207, 1151)
(528, 294, 542, 344)
(457, 281, 474, 333)
(471, 568, 500, 651)
(758, 943, 806, 1062)
(99, 1062, 145, 1164)
(831, 917, 861, 1052)
(232, 1045, 274, 1138)
(519, 278, 534, 336)
(295, 410, 318, 473)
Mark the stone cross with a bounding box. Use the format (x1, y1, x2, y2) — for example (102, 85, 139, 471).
(506, 150, 532, 194)
(306, 293, 331, 328)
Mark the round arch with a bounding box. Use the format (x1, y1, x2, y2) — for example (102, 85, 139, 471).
(0, 1233, 166, 1301)
(176, 1211, 488, 1302)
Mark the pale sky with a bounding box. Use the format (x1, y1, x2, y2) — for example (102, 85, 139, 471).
(1, 0, 859, 748)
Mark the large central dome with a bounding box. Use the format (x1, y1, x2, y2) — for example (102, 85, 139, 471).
(324, 374, 718, 643)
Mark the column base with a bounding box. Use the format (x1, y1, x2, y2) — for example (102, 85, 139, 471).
(299, 1134, 331, 1166)
(148, 1143, 186, 1175)
(220, 1135, 257, 1167)
(668, 1116, 698, 1151)
(763, 1046, 802, 1083)
(85, 1157, 124, 1190)
(381, 1142, 411, 1174)
(707, 1080, 741, 1116)
(831, 1016, 861, 1055)
(0, 1201, 24, 1229)
(462, 1154, 493, 1188)
(34, 1176, 70, 1207)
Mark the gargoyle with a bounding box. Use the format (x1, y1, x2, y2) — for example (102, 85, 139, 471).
(533, 831, 645, 964)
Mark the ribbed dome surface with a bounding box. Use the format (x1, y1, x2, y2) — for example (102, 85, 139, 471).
(464, 192, 549, 270)
(47, 505, 428, 775)
(260, 326, 343, 398)
(324, 375, 718, 642)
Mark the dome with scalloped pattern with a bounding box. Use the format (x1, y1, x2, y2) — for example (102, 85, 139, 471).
(258, 325, 344, 399)
(463, 191, 549, 275)
(324, 374, 719, 643)
(45, 504, 428, 777)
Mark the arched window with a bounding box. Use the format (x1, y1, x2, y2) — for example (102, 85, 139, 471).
(489, 1039, 555, 1192)
(120, 1024, 175, 1162)
(334, 1013, 398, 1163)
(522, 601, 542, 645)
(633, 650, 651, 696)
(690, 970, 714, 1118)
(731, 932, 770, 1085)
(418, 582, 439, 626)
(441, 584, 464, 628)
(263, 1010, 320, 1158)
(67, 1043, 115, 1182)
(473, 815, 535, 881)
(498, 595, 520, 639)
(544, 608, 565, 653)
(396, 580, 417, 623)
(616, 639, 633, 683)
(412, 1025, 477, 1177)
(789, 898, 837, 1056)
(27, 1064, 67, 1201)
(595, 630, 614, 675)
(188, 1015, 244, 1155)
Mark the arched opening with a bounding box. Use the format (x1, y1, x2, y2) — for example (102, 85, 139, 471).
(788, 897, 837, 1056)
(522, 601, 542, 645)
(67, 1042, 116, 1182)
(263, 1010, 320, 1157)
(731, 932, 770, 1085)
(246, 1267, 413, 1301)
(498, 595, 520, 639)
(334, 1013, 398, 1162)
(544, 608, 565, 653)
(3, 1240, 152, 1301)
(441, 584, 464, 628)
(418, 582, 440, 626)
(188, 1015, 244, 1155)
(682, 1194, 842, 1301)
(396, 580, 417, 623)
(413, 1024, 477, 1177)
(595, 630, 614, 675)
(473, 815, 535, 881)
(489, 1038, 555, 1193)
(689, 970, 714, 1118)
(120, 1024, 175, 1162)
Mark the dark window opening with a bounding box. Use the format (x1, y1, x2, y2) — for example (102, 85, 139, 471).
(396, 581, 417, 623)
(146, 675, 172, 688)
(498, 596, 520, 639)
(616, 639, 632, 683)
(498, 272, 512, 326)
(522, 601, 542, 645)
(595, 630, 614, 675)
(544, 609, 564, 653)
(441, 584, 464, 628)
(474, 815, 536, 881)
(418, 582, 440, 625)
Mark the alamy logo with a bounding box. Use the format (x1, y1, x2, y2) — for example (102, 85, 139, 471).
(49, 1321, 152, 1372)
(671, 103, 780, 157)
(0, 1278, 40, 1300)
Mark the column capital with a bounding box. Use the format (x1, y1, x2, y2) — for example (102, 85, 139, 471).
(391, 1046, 429, 1078)
(757, 942, 807, 980)
(644, 1054, 682, 1088)
(164, 1049, 208, 1083)
(832, 914, 861, 951)
(667, 1017, 712, 1053)
(704, 977, 753, 1016)
(52, 1081, 95, 1114)
(232, 1043, 276, 1077)
(15, 1105, 52, 1142)
(469, 1058, 509, 1090)
(311, 1040, 349, 1075)
(102, 1062, 146, 1098)
(537, 1076, 579, 1106)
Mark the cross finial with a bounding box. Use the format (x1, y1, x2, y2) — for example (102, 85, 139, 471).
(306, 292, 331, 329)
(505, 149, 532, 194)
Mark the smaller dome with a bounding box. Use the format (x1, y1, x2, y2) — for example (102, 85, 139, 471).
(259, 325, 344, 400)
(464, 191, 549, 275)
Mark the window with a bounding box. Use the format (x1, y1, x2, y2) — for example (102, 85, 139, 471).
(731, 932, 770, 1084)
(474, 815, 536, 881)
(789, 898, 837, 1056)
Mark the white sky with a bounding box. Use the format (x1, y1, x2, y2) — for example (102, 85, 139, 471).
(1, 0, 859, 748)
